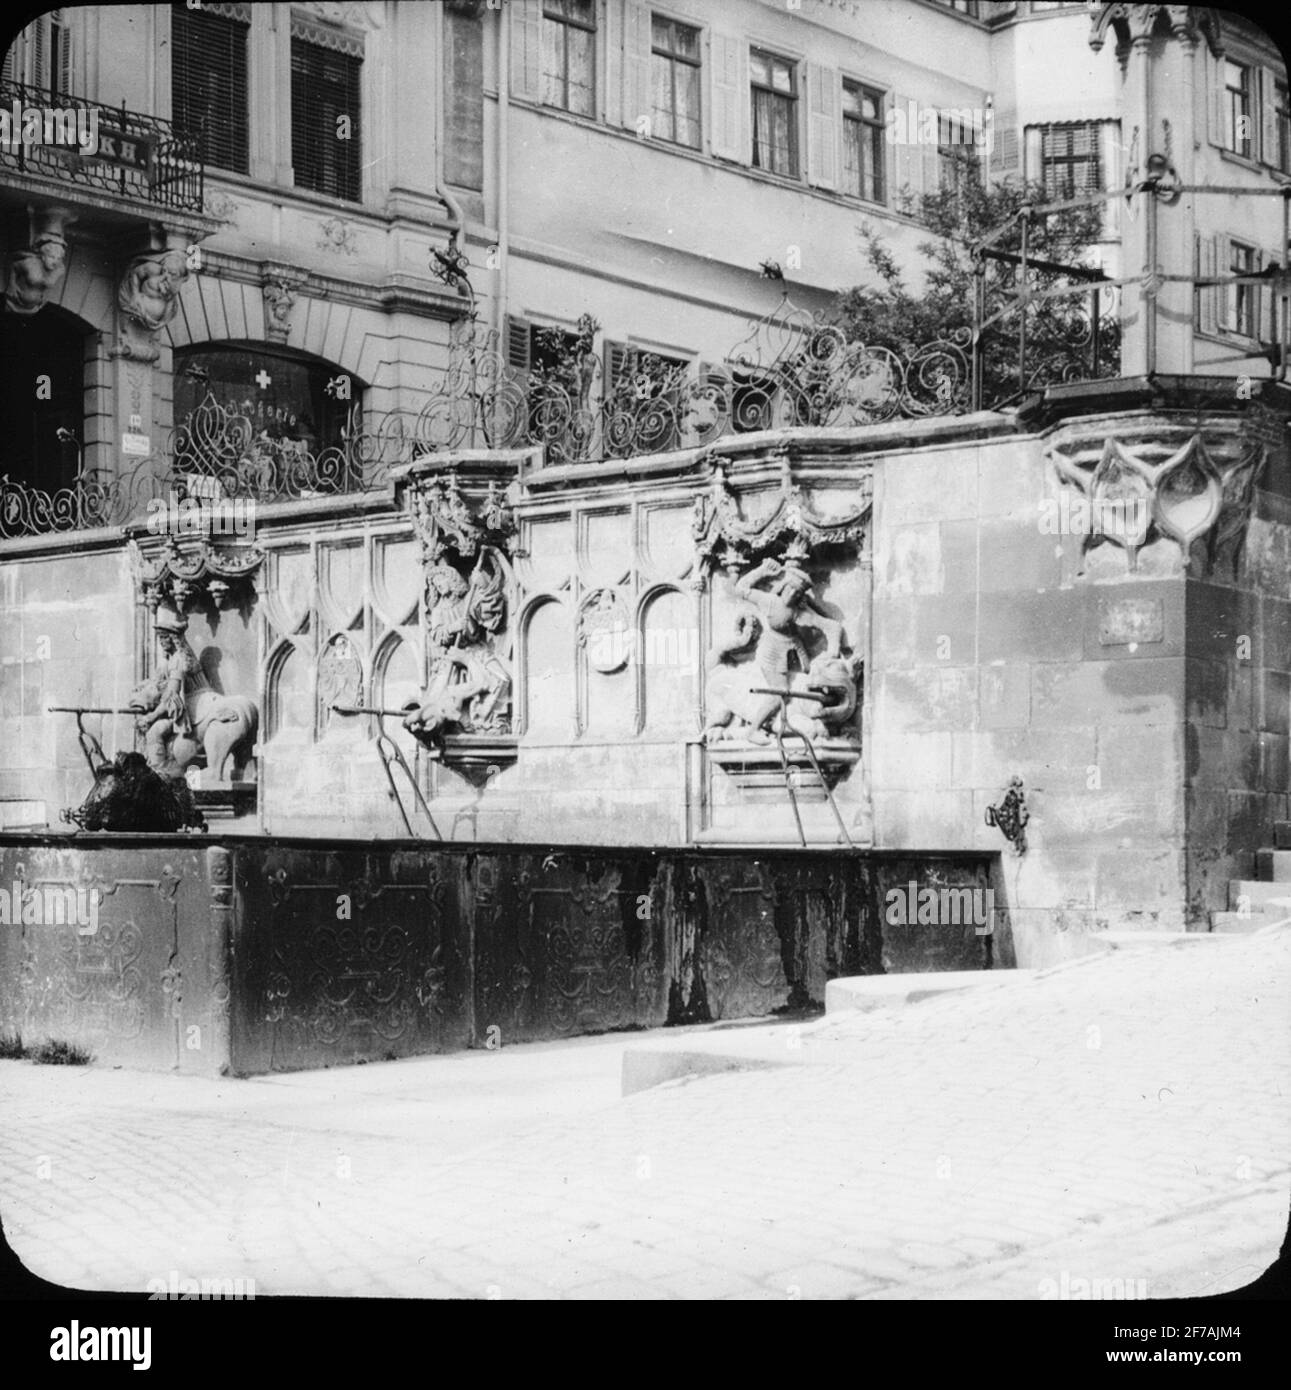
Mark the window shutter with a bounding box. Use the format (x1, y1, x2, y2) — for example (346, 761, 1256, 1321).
(922, 136, 940, 196)
(510, 0, 542, 103)
(1023, 125, 1043, 185)
(805, 63, 839, 189)
(603, 340, 631, 394)
(891, 92, 922, 208)
(989, 120, 1019, 183)
(506, 316, 533, 372)
(1207, 50, 1225, 146)
(1260, 68, 1280, 165)
(55, 14, 72, 97)
(31, 14, 46, 90)
(622, 0, 650, 132)
(1216, 236, 1232, 331)
(2, 34, 18, 84)
(709, 32, 744, 162)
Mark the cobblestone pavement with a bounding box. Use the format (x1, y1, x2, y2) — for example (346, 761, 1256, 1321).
(1, 927, 1287, 1301)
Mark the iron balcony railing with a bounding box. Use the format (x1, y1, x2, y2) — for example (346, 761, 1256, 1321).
(0, 79, 204, 214)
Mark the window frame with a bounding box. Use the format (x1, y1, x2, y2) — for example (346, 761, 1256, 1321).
(289, 23, 364, 204)
(1227, 238, 1259, 339)
(1035, 120, 1102, 200)
(171, 1, 251, 177)
(649, 12, 702, 150)
(841, 77, 885, 204)
(1225, 59, 1252, 159)
(749, 46, 800, 179)
(540, 0, 597, 118)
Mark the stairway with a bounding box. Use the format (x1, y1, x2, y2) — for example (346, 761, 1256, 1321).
(1213, 822, 1291, 932)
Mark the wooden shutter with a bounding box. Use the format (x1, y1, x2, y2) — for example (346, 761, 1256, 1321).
(1260, 68, 1280, 166)
(603, 340, 631, 394)
(506, 316, 533, 372)
(31, 13, 46, 89)
(1, 32, 18, 84)
(709, 32, 744, 162)
(622, 0, 650, 132)
(1023, 125, 1043, 186)
(989, 120, 1019, 183)
(510, 0, 542, 102)
(1196, 233, 1217, 336)
(55, 14, 72, 97)
(1216, 236, 1232, 332)
(805, 63, 839, 189)
(1207, 49, 1225, 146)
(891, 92, 922, 209)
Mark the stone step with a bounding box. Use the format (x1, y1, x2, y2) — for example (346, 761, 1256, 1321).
(1228, 880, 1291, 911)
(1211, 911, 1263, 934)
(1255, 849, 1291, 881)
(825, 970, 1024, 1013)
(1275, 823, 1291, 850)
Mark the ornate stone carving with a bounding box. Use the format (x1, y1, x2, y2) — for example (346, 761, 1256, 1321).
(129, 536, 265, 616)
(3, 209, 72, 315)
(692, 454, 872, 581)
(318, 217, 357, 255)
(128, 607, 259, 786)
(704, 548, 859, 748)
(262, 279, 298, 344)
(1088, 4, 1223, 58)
(405, 471, 518, 748)
(119, 248, 189, 332)
(578, 589, 631, 673)
(1047, 419, 1272, 574)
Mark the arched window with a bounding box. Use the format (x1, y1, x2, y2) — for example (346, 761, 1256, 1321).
(0, 304, 88, 493)
(174, 343, 362, 454)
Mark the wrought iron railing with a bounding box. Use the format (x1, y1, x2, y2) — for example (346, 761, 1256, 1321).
(0, 80, 204, 213)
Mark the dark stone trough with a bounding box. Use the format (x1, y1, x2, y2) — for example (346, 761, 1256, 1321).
(0, 834, 1008, 1075)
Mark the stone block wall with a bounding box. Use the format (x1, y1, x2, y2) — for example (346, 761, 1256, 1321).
(0, 544, 136, 829)
(870, 424, 1191, 965)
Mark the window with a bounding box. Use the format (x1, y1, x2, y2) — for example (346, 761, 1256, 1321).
(1037, 122, 1101, 198)
(1229, 240, 1258, 337)
(750, 50, 798, 177)
(175, 347, 357, 455)
(1225, 60, 1252, 158)
(291, 26, 362, 201)
(842, 81, 884, 202)
(650, 15, 700, 148)
(541, 0, 595, 117)
(938, 111, 979, 192)
(172, 2, 249, 175)
(1276, 80, 1290, 175)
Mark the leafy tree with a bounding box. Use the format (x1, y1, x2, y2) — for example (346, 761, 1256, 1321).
(835, 151, 1120, 409)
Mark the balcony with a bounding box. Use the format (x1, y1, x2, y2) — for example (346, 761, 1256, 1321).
(0, 80, 204, 216)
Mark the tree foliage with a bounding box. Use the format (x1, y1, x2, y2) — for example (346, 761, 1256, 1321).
(835, 152, 1121, 408)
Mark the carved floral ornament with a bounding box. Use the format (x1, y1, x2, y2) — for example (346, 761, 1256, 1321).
(1046, 419, 1274, 574)
(691, 453, 873, 581)
(128, 536, 265, 615)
